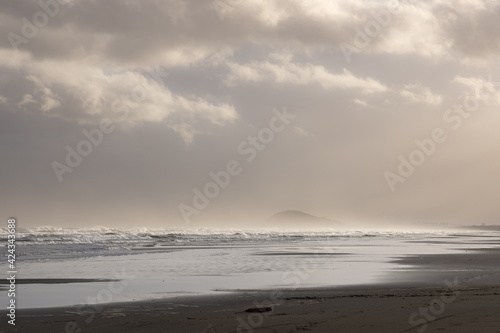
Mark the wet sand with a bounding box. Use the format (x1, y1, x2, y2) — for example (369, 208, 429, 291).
(5, 285, 500, 332)
(0, 278, 118, 285)
(3, 247, 500, 333)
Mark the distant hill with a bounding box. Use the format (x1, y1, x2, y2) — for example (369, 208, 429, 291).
(267, 210, 341, 229)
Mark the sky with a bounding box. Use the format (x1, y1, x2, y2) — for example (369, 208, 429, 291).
(2, 0, 500, 228)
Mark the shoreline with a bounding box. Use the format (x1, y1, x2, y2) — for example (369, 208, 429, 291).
(4, 246, 500, 332)
(6, 283, 500, 332)
(0, 278, 118, 285)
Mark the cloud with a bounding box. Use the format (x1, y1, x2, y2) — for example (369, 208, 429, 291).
(17, 94, 36, 109)
(400, 83, 443, 106)
(26, 75, 61, 113)
(2, 52, 237, 142)
(226, 53, 388, 93)
(353, 98, 371, 108)
(0, 95, 8, 105)
(2, 0, 499, 67)
(453, 75, 500, 104)
(433, 0, 500, 64)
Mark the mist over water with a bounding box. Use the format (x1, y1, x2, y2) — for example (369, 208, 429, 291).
(7, 225, 468, 260)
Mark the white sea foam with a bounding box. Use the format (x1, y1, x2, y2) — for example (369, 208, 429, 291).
(0, 226, 489, 262)
(3, 226, 462, 244)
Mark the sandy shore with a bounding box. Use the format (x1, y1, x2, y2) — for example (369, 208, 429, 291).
(0, 278, 118, 285)
(5, 285, 500, 332)
(4, 247, 500, 333)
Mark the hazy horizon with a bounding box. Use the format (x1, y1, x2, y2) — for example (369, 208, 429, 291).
(2, 0, 500, 228)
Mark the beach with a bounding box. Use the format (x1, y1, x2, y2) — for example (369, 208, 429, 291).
(2, 228, 500, 332)
(4, 0, 500, 331)
(7, 272, 500, 332)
